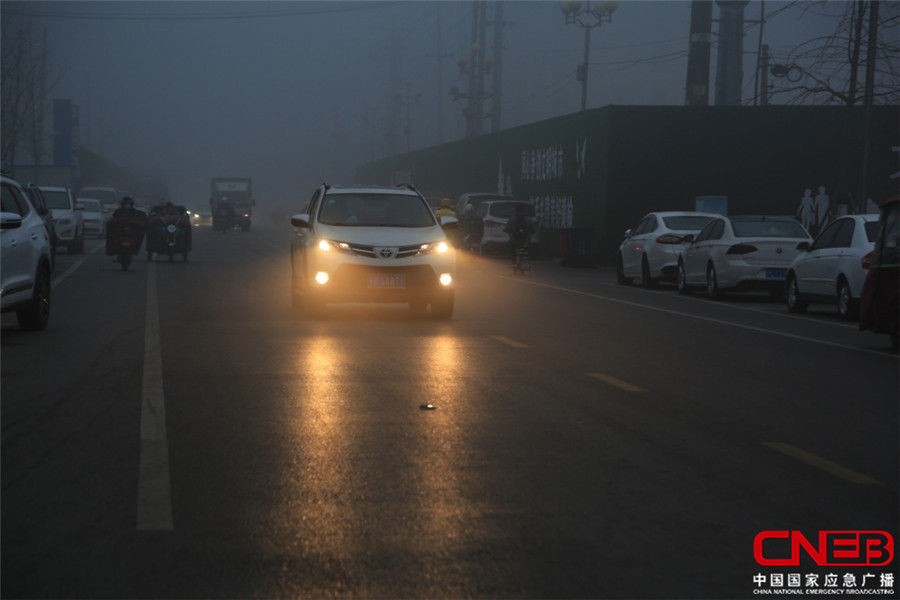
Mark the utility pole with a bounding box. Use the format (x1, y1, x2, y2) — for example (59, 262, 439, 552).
(436, 3, 445, 144)
(759, 44, 769, 106)
(752, 0, 765, 105)
(561, 0, 616, 112)
(580, 24, 591, 112)
(684, 1, 713, 106)
(386, 25, 403, 155)
(858, 0, 879, 207)
(465, 2, 479, 138)
(474, 1, 487, 135)
(714, 0, 750, 106)
(490, 0, 503, 133)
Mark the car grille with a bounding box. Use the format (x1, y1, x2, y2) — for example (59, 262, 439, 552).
(345, 243, 421, 258)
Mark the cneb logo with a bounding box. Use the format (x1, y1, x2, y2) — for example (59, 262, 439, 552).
(754, 531, 893, 567)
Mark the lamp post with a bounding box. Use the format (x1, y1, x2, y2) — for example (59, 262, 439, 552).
(561, 0, 617, 112)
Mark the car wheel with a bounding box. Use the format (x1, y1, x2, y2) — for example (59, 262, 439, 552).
(17, 263, 51, 331)
(786, 273, 807, 313)
(834, 277, 854, 320)
(676, 261, 691, 295)
(616, 253, 630, 285)
(640, 255, 656, 289)
(431, 292, 454, 320)
(705, 262, 721, 300)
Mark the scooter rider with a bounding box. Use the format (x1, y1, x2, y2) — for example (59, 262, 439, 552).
(106, 196, 147, 257)
(504, 204, 536, 264)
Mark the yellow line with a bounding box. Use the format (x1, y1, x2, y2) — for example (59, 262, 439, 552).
(587, 372, 646, 393)
(491, 335, 529, 348)
(762, 442, 881, 485)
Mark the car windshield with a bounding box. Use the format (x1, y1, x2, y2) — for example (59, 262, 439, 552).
(318, 193, 435, 227)
(663, 215, 715, 230)
(731, 219, 808, 238)
(77, 200, 102, 212)
(489, 202, 534, 218)
(42, 190, 71, 209)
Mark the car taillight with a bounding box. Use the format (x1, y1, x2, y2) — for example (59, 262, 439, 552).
(726, 243, 758, 255)
(655, 234, 684, 244)
(484, 219, 504, 228)
(861, 250, 874, 270)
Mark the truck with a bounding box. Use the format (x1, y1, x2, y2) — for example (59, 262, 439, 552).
(210, 177, 254, 231)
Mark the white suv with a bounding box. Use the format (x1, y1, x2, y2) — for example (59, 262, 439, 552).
(1, 175, 53, 330)
(290, 185, 457, 318)
(40, 186, 84, 253)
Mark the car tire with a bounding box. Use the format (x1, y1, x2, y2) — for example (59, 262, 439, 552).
(431, 292, 454, 320)
(616, 253, 630, 285)
(17, 263, 51, 331)
(836, 277, 856, 320)
(640, 255, 656, 289)
(705, 262, 722, 300)
(786, 273, 807, 313)
(676, 261, 691, 295)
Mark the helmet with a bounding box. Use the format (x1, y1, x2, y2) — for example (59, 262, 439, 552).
(441, 197, 452, 208)
(121, 196, 134, 209)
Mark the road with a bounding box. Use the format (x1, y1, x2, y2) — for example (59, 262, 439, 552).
(2, 224, 897, 598)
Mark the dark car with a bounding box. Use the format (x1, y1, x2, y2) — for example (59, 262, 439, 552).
(22, 183, 57, 270)
(859, 195, 899, 350)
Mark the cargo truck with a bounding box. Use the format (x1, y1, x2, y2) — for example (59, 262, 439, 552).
(210, 177, 254, 231)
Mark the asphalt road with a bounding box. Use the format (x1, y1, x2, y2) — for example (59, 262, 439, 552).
(2, 224, 897, 599)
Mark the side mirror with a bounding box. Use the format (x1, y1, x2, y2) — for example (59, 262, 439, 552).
(439, 216, 458, 229)
(624, 228, 632, 238)
(682, 234, 694, 244)
(291, 214, 311, 228)
(1, 212, 23, 230)
(796, 241, 810, 251)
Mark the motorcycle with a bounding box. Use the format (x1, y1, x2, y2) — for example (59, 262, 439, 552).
(147, 205, 192, 262)
(106, 211, 147, 271)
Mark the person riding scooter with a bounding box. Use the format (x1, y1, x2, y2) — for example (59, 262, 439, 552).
(106, 196, 147, 269)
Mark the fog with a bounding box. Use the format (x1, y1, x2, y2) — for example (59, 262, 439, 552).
(3, 1, 838, 209)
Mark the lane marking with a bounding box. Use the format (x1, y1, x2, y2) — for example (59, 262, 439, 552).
(762, 442, 881, 485)
(491, 335, 529, 348)
(587, 372, 646, 392)
(50, 242, 104, 288)
(499, 276, 896, 359)
(137, 261, 174, 530)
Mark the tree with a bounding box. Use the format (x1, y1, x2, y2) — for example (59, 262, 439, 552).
(768, 1, 899, 106)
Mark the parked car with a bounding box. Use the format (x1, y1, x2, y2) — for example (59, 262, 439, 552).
(456, 193, 514, 253)
(617, 211, 719, 287)
(22, 183, 57, 270)
(290, 184, 457, 318)
(784, 214, 880, 319)
(479, 199, 540, 254)
(79, 185, 120, 215)
(1, 174, 53, 330)
(76, 198, 106, 238)
(39, 186, 84, 253)
(676, 215, 812, 299)
(859, 196, 899, 350)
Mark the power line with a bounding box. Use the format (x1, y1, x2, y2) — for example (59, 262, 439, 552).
(3, 2, 404, 21)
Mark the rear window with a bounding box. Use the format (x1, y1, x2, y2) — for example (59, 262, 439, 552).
(42, 190, 72, 210)
(662, 215, 715, 231)
(731, 219, 807, 238)
(77, 199, 102, 212)
(489, 202, 535, 219)
(864, 221, 880, 243)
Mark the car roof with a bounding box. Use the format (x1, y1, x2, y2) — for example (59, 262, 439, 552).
(727, 215, 797, 221)
(648, 211, 721, 218)
(483, 199, 528, 204)
(326, 186, 419, 196)
(38, 186, 69, 192)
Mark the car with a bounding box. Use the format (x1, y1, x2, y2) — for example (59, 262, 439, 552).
(479, 199, 541, 254)
(617, 211, 719, 287)
(76, 198, 106, 238)
(80, 185, 120, 215)
(676, 215, 812, 299)
(191, 207, 212, 227)
(1, 175, 53, 330)
(784, 214, 880, 319)
(859, 196, 899, 350)
(22, 183, 57, 270)
(39, 186, 84, 253)
(290, 184, 457, 318)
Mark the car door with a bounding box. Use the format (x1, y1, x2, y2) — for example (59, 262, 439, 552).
(1, 183, 32, 296)
(684, 219, 720, 283)
(623, 216, 652, 276)
(817, 219, 854, 296)
(798, 219, 841, 296)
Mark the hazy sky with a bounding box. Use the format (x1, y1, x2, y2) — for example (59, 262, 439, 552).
(2, 1, 841, 206)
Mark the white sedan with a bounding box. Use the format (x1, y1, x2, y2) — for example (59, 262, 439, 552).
(617, 211, 719, 287)
(785, 214, 880, 319)
(677, 216, 812, 299)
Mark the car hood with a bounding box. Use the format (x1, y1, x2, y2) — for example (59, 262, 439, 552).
(314, 223, 446, 246)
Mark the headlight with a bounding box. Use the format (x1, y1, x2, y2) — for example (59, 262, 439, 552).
(417, 240, 450, 256)
(318, 239, 331, 251)
(318, 239, 351, 253)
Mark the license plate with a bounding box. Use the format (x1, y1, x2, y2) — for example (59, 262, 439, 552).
(367, 273, 405, 289)
(765, 269, 786, 279)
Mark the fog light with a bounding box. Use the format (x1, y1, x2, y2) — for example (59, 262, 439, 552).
(439, 273, 452, 286)
(318, 239, 331, 252)
(437, 241, 449, 253)
(315, 271, 329, 285)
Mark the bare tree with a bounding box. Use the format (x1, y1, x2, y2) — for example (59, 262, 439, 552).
(768, 1, 899, 106)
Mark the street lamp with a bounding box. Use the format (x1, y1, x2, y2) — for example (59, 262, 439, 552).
(562, 0, 617, 111)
